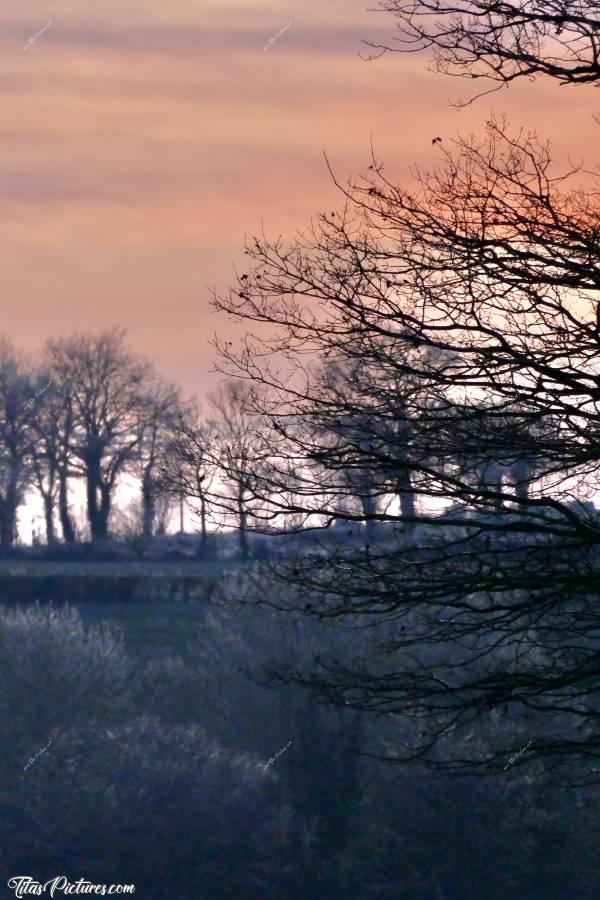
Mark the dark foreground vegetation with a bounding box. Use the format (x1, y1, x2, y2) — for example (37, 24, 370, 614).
(1, 598, 599, 900)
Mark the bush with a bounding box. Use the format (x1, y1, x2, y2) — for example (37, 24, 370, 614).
(6, 718, 301, 899)
(0, 604, 129, 767)
(0, 604, 305, 900)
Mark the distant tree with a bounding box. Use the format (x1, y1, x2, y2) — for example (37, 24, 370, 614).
(302, 353, 421, 539)
(314, 348, 453, 530)
(133, 376, 187, 541)
(0, 339, 35, 547)
(163, 381, 273, 558)
(156, 415, 217, 556)
(207, 380, 267, 559)
(447, 401, 561, 509)
(29, 372, 79, 544)
(29, 382, 58, 545)
(46, 328, 154, 542)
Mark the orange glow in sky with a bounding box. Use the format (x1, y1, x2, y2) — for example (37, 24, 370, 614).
(1, 0, 597, 402)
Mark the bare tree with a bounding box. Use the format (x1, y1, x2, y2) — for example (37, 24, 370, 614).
(157, 415, 217, 555)
(310, 352, 424, 536)
(46, 328, 154, 542)
(368, 1, 600, 101)
(29, 371, 80, 544)
(30, 376, 58, 545)
(133, 376, 187, 541)
(0, 340, 36, 547)
(211, 115, 600, 781)
(207, 381, 265, 559)
(162, 381, 272, 558)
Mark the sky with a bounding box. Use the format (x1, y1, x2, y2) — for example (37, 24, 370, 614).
(2, 0, 598, 409)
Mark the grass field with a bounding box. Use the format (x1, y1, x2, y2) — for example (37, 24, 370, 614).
(0, 563, 218, 656)
(76, 596, 209, 657)
(0, 558, 236, 605)
(0, 559, 229, 577)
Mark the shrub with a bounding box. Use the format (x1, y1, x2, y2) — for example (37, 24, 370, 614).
(6, 718, 301, 899)
(0, 604, 129, 769)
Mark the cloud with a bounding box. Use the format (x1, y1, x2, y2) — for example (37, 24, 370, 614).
(0, 0, 596, 402)
(7, 19, 380, 58)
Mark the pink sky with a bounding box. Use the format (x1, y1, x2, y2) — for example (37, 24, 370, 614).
(2, 0, 598, 402)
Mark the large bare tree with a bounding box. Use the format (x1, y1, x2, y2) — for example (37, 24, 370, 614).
(46, 328, 154, 542)
(30, 371, 79, 544)
(211, 113, 600, 782)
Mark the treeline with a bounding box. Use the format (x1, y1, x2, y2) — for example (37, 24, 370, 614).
(0, 328, 272, 552)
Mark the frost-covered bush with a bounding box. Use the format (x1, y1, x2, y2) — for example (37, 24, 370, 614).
(6, 717, 301, 900)
(0, 604, 129, 769)
(3, 598, 600, 899)
(0, 605, 306, 899)
(130, 654, 208, 725)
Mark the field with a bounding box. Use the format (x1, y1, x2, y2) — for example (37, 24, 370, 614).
(77, 596, 209, 656)
(0, 558, 232, 605)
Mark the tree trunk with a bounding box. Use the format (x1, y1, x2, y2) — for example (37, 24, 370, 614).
(0, 477, 19, 548)
(58, 472, 76, 543)
(199, 493, 208, 557)
(0, 504, 15, 547)
(98, 484, 111, 540)
(480, 460, 504, 510)
(86, 475, 101, 540)
(141, 478, 155, 540)
(512, 457, 532, 502)
(87, 472, 110, 541)
(43, 494, 56, 545)
(359, 491, 378, 541)
(398, 468, 416, 520)
(238, 485, 249, 559)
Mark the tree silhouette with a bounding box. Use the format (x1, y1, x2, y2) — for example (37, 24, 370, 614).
(368, 1, 600, 102)
(211, 115, 600, 781)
